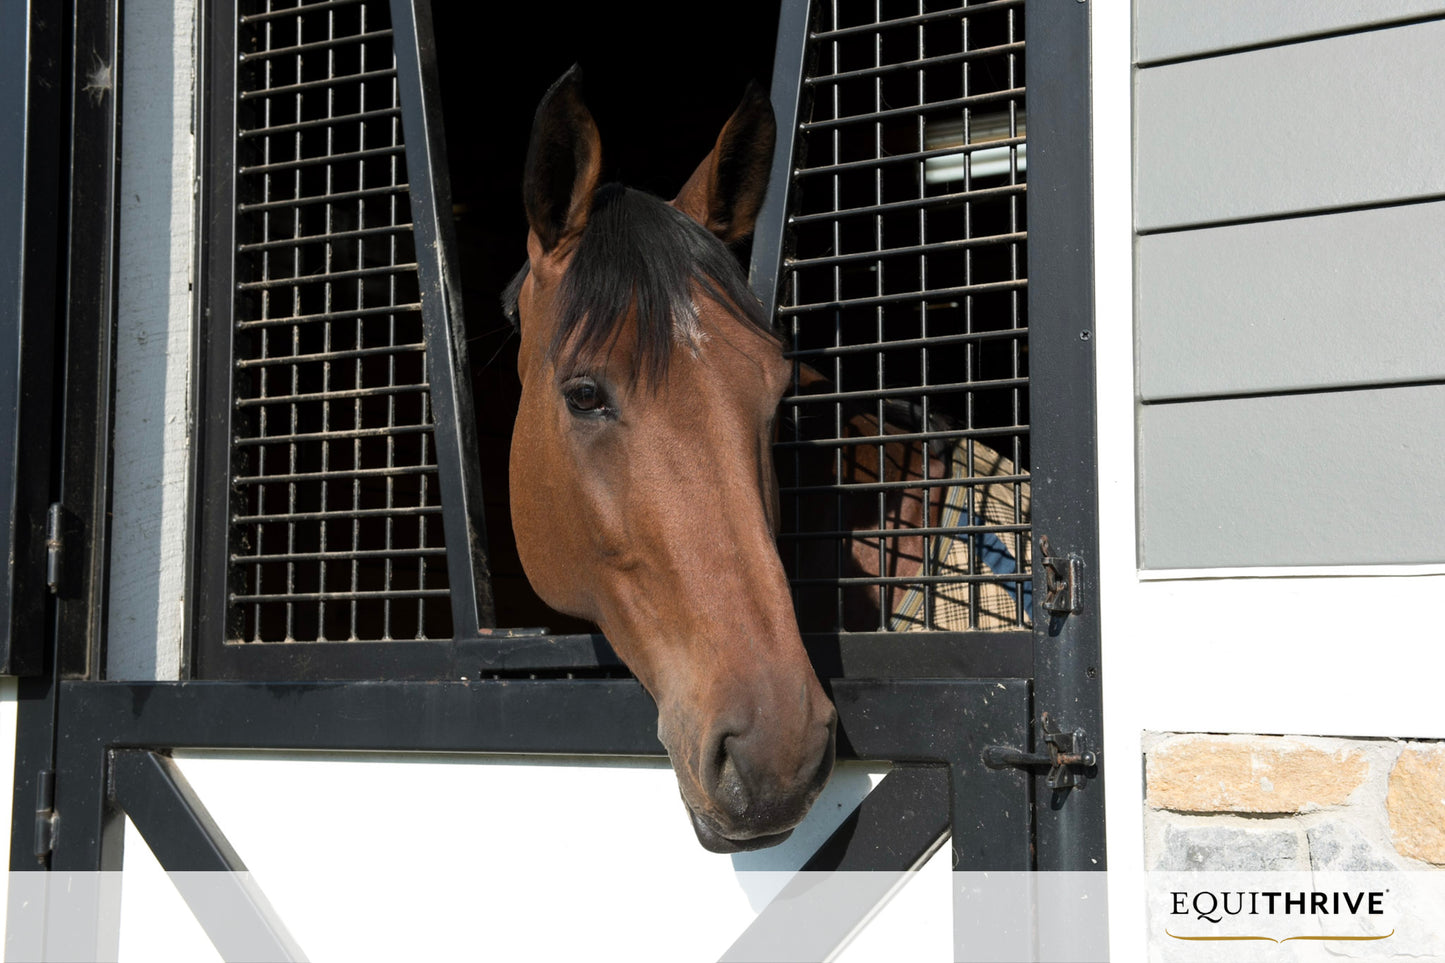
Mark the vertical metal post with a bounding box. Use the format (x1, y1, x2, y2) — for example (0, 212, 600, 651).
(40, 755, 125, 963)
(749, 0, 813, 320)
(1023, 1, 1110, 955)
(0, 0, 65, 676)
(389, 0, 495, 638)
(1024, 0, 1106, 875)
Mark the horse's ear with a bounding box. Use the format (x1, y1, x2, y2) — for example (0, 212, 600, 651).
(524, 65, 603, 254)
(673, 82, 775, 244)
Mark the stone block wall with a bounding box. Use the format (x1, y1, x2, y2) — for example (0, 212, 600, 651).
(1143, 732, 1445, 872)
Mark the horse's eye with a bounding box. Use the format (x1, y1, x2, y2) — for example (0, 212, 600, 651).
(563, 378, 608, 416)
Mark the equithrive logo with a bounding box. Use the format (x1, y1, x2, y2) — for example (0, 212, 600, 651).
(1165, 888, 1394, 944)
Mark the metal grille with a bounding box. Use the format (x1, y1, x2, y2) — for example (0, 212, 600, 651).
(227, 0, 451, 643)
(777, 0, 1030, 633)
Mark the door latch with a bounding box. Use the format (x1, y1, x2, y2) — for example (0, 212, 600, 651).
(983, 714, 1097, 790)
(1040, 535, 1081, 615)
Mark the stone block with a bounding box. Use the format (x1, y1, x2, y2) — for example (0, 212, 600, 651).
(1307, 820, 1398, 872)
(1155, 823, 1307, 872)
(1147, 734, 1367, 813)
(1387, 745, 1445, 865)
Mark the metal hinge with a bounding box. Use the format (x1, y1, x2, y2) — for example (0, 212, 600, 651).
(1039, 535, 1081, 615)
(45, 502, 64, 594)
(983, 714, 1098, 790)
(33, 769, 56, 861)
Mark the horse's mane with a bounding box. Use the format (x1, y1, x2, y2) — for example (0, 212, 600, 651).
(502, 184, 778, 386)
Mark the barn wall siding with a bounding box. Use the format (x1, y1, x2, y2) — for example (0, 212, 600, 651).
(1134, 15, 1445, 570)
(1137, 386, 1445, 569)
(1134, 0, 1445, 65)
(1135, 19, 1445, 232)
(1136, 201, 1445, 401)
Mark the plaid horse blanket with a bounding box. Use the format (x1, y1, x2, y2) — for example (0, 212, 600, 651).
(890, 439, 1032, 632)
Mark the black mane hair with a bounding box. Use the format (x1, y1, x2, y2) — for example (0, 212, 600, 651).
(502, 184, 778, 385)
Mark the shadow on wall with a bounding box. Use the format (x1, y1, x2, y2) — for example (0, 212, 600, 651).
(108, 0, 194, 679)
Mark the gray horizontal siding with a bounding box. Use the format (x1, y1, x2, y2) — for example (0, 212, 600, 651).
(1135, 20, 1445, 232)
(1137, 202, 1445, 402)
(1135, 1, 1445, 64)
(1138, 386, 1445, 569)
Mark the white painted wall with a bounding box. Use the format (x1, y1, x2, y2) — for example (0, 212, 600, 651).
(1094, 2, 1445, 958)
(105, 0, 197, 681)
(110, 755, 957, 962)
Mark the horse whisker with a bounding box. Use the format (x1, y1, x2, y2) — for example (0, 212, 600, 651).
(478, 325, 519, 370)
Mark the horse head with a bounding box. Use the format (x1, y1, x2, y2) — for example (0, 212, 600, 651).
(506, 67, 837, 852)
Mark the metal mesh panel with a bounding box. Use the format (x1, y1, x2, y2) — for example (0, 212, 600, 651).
(777, 0, 1030, 633)
(227, 0, 451, 643)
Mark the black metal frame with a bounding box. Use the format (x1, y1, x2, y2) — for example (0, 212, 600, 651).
(0, 0, 66, 677)
(192, 0, 496, 678)
(13, 677, 1028, 960)
(8, 0, 1103, 958)
(1022, 0, 1104, 876)
(753, 0, 1104, 868)
(761, 0, 1034, 639)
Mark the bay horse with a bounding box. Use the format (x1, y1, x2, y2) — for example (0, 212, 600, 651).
(505, 67, 837, 852)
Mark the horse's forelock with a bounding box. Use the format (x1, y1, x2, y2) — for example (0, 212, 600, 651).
(539, 185, 776, 387)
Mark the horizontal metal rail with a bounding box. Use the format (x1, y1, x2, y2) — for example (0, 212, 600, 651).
(234, 546, 446, 566)
(233, 463, 438, 486)
(786, 329, 1026, 362)
(789, 571, 1031, 589)
(235, 382, 430, 407)
(786, 182, 1025, 225)
(809, 0, 1022, 40)
(780, 521, 1029, 541)
(805, 40, 1026, 86)
(239, 144, 406, 178)
(801, 87, 1026, 132)
(234, 423, 434, 447)
(780, 278, 1028, 315)
(236, 262, 419, 291)
(793, 139, 1025, 179)
(236, 305, 423, 332)
(238, 67, 397, 102)
(773, 424, 1029, 450)
(238, 106, 403, 140)
(780, 376, 1029, 406)
(237, 27, 395, 63)
(238, 222, 413, 253)
(230, 588, 449, 604)
(239, 0, 367, 24)
(786, 231, 1026, 269)
(781, 472, 1029, 496)
(231, 505, 442, 525)
(237, 183, 410, 214)
(235, 341, 425, 367)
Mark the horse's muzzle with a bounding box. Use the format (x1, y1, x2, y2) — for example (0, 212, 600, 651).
(688, 809, 797, 854)
(682, 706, 838, 853)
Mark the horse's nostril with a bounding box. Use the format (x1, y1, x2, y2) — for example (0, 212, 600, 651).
(714, 738, 752, 819)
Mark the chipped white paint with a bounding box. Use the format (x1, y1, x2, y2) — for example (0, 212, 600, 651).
(106, 0, 197, 680)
